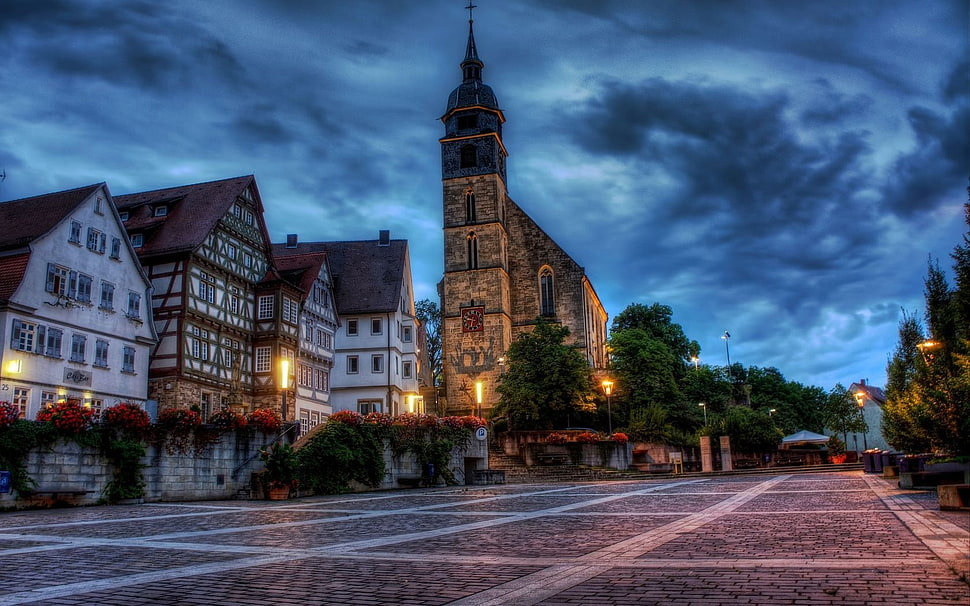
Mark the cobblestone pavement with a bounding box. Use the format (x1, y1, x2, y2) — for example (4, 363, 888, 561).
(0, 471, 967, 605)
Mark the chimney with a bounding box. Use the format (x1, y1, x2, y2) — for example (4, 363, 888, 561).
(378, 230, 390, 247)
(860, 379, 866, 386)
(286, 234, 298, 248)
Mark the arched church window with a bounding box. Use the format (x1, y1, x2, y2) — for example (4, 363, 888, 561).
(460, 144, 477, 169)
(465, 189, 477, 223)
(467, 233, 479, 270)
(539, 267, 555, 316)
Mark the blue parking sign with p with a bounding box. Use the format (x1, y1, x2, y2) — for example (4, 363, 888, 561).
(0, 470, 11, 494)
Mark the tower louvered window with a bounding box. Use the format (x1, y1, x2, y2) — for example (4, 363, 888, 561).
(467, 233, 479, 269)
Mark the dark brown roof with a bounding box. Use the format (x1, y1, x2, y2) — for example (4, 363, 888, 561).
(273, 240, 407, 314)
(114, 175, 264, 259)
(270, 250, 329, 297)
(0, 183, 103, 252)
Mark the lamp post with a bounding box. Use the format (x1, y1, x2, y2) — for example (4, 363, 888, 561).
(475, 381, 483, 419)
(279, 359, 289, 421)
(853, 391, 868, 450)
(769, 408, 776, 417)
(601, 379, 614, 435)
(916, 340, 940, 364)
(699, 402, 707, 425)
(691, 356, 699, 369)
(721, 331, 731, 368)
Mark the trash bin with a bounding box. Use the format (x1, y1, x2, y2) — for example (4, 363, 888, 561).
(862, 452, 874, 473)
(881, 452, 896, 468)
(424, 463, 435, 479)
(871, 451, 884, 473)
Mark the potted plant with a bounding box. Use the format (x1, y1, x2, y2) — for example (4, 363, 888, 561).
(260, 442, 298, 500)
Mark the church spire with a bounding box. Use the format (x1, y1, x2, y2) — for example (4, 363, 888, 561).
(461, 2, 483, 82)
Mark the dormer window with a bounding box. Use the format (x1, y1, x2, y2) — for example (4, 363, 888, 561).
(130, 234, 143, 248)
(153, 206, 168, 217)
(119, 211, 129, 221)
(95, 196, 104, 215)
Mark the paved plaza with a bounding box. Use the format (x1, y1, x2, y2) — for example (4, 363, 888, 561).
(0, 471, 967, 605)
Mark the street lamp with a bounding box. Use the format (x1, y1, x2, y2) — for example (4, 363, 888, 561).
(690, 356, 699, 369)
(854, 391, 868, 450)
(916, 340, 940, 363)
(475, 381, 483, 418)
(721, 331, 731, 368)
(601, 379, 614, 435)
(769, 408, 776, 417)
(699, 402, 707, 425)
(279, 358, 289, 421)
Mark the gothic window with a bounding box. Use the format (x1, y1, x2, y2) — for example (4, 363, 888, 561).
(465, 189, 477, 222)
(539, 267, 555, 317)
(460, 144, 477, 169)
(467, 233, 479, 269)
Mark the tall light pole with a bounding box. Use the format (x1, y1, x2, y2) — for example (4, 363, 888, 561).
(721, 331, 731, 369)
(853, 391, 868, 450)
(699, 402, 707, 425)
(475, 381, 483, 419)
(601, 379, 614, 435)
(691, 356, 700, 369)
(279, 358, 289, 422)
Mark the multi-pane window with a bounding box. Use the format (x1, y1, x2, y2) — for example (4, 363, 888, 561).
(282, 297, 299, 324)
(402, 326, 412, 343)
(109, 237, 121, 259)
(86, 399, 104, 417)
(298, 363, 312, 387)
(41, 391, 57, 410)
(357, 400, 381, 415)
(300, 412, 310, 436)
(86, 227, 106, 253)
(95, 196, 104, 214)
(70, 334, 86, 363)
(191, 326, 209, 360)
(257, 295, 274, 320)
(122, 346, 135, 373)
(255, 346, 271, 373)
(130, 234, 143, 248)
(371, 354, 384, 373)
(347, 355, 359, 374)
(222, 338, 239, 367)
(46, 263, 70, 296)
(94, 339, 109, 367)
(127, 292, 141, 319)
(199, 273, 215, 304)
(69, 220, 82, 244)
(13, 388, 29, 417)
(304, 320, 313, 341)
(100, 281, 115, 310)
(244, 253, 253, 268)
(10, 320, 36, 351)
(403, 361, 413, 379)
(226, 243, 237, 260)
(229, 287, 240, 315)
(315, 369, 329, 391)
(371, 318, 382, 335)
(347, 319, 358, 336)
(200, 393, 212, 421)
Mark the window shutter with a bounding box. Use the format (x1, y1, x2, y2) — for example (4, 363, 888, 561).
(46, 263, 56, 293)
(36, 325, 46, 354)
(10, 321, 22, 348)
(69, 271, 78, 298)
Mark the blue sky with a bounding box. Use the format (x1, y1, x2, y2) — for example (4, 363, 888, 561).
(1, 0, 967, 391)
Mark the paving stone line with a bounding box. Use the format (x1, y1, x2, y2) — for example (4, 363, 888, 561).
(863, 474, 970, 577)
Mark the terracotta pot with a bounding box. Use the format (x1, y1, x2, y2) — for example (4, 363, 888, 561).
(268, 486, 290, 500)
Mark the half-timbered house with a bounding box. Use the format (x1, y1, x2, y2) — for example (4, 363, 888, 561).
(114, 176, 282, 418)
(0, 184, 157, 419)
(271, 244, 338, 432)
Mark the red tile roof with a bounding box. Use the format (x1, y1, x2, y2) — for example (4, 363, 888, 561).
(271, 251, 329, 297)
(0, 183, 103, 252)
(114, 175, 263, 259)
(0, 253, 29, 303)
(272, 240, 407, 314)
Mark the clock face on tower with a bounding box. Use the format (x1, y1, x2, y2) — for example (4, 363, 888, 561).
(461, 306, 485, 332)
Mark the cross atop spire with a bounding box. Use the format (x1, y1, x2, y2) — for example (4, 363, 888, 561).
(466, 2, 477, 23)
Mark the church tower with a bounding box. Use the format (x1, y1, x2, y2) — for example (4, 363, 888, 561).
(440, 10, 511, 416)
(439, 7, 610, 420)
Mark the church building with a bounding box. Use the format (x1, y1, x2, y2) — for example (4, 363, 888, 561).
(440, 13, 609, 417)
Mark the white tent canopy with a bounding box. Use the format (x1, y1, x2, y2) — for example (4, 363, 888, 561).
(781, 430, 830, 446)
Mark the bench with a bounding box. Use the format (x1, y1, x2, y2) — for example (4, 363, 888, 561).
(397, 476, 424, 488)
(537, 454, 569, 465)
(775, 456, 803, 467)
(937, 484, 970, 510)
(23, 489, 94, 501)
(734, 459, 760, 469)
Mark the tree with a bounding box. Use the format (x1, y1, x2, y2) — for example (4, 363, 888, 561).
(610, 303, 700, 371)
(719, 406, 784, 454)
(823, 383, 867, 444)
(493, 318, 594, 430)
(415, 299, 442, 388)
(882, 201, 970, 455)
